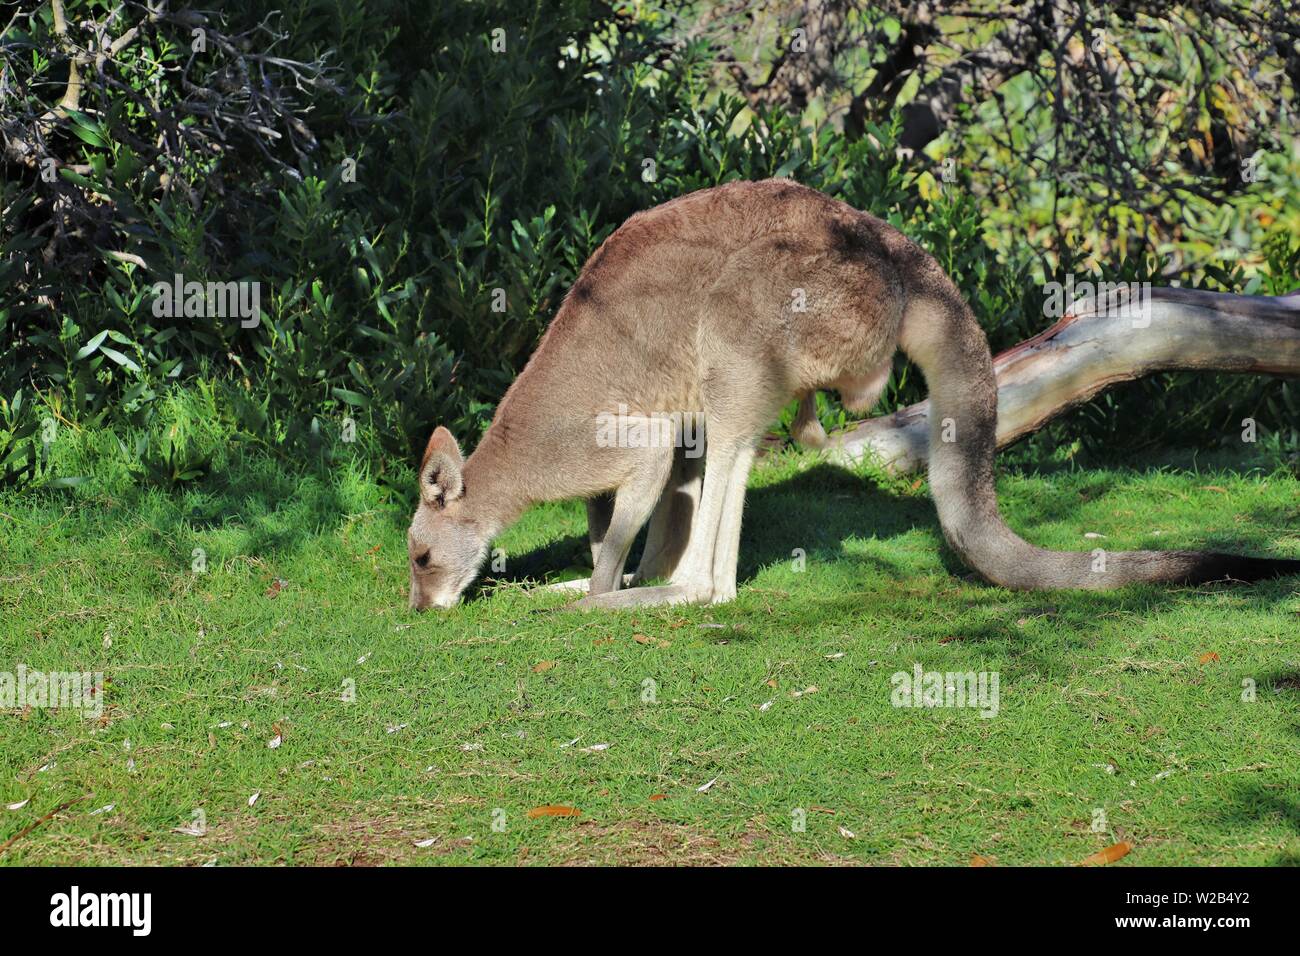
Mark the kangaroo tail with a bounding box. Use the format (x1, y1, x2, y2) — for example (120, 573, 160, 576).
(896, 266, 1300, 590)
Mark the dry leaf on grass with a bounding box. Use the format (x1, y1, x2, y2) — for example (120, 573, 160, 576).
(632, 634, 671, 648)
(526, 805, 581, 819)
(1078, 841, 1133, 866)
(1199, 651, 1220, 664)
(970, 854, 994, 866)
(532, 660, 557, 673)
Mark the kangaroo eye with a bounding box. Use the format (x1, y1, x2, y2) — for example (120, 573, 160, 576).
(414, 551, 431, 569)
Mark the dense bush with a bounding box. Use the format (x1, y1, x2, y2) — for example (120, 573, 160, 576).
(2, 0, 1296, 493)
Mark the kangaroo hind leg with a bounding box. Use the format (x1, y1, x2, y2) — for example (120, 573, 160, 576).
(586, 432, 675, 597)
(632, 446, 704, 584)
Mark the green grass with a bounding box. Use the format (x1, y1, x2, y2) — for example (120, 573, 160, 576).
(1, 447, 1298, 866)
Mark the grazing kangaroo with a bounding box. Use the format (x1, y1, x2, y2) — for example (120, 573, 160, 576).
(407, 179, 1300, 610)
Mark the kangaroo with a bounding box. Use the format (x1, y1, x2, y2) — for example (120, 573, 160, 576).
(407, 179, 1300, 610)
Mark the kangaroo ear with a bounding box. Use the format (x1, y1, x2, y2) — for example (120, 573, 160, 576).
(419, 426, 464, 506)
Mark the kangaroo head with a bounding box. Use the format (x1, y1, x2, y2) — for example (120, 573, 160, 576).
(407, 426, 490, 610)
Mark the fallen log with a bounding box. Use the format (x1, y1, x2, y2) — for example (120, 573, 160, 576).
(828, 287, 1300, 474)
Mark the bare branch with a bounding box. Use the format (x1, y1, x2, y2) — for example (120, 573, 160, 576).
(829, 288, 1300, 474)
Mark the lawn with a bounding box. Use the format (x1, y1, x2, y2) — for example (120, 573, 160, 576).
(1, 446, 1298, 866)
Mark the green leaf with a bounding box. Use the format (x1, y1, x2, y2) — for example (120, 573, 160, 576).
(773, 153, 803, 179)
(331, 387, 370, 407)
(99, 346, 142, 372)
(59, 169, 96, 188)
(75, 330, 110, 359)
(63, 109, 108, 148)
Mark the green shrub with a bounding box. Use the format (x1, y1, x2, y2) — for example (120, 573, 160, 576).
(2, 1, 1295, 493)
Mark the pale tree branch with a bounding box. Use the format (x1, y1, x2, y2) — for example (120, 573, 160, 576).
(828, 287, 1300, 474)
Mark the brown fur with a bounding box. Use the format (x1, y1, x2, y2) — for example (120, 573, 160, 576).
(406, 180, 1299, 610)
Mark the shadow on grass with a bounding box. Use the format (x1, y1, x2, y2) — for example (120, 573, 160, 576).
(485, 458, 1300, 577)
(1219, 781, 1300, 866)
(42, 448, 1292, 636)
(31, 451, 415, 566)
(1205, 671, 1300, 866)
(480, 462, 928, 592)
(482, 460, 1298, 665)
